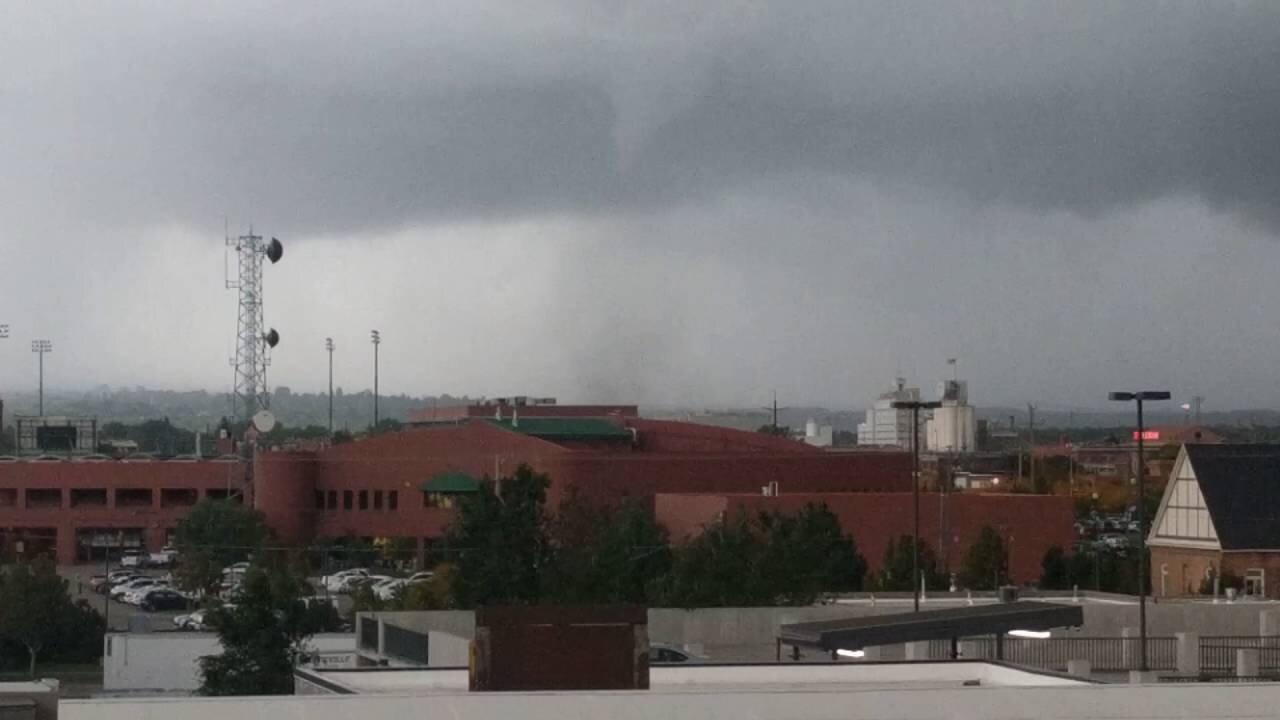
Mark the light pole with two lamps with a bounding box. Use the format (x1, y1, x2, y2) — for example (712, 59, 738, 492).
(1108, 389, 1170, 674)
(892, 399, 942, 612)
(31, 340, 51, 415)
(370, 330, 381, 429)
(325, 338, 335, 435)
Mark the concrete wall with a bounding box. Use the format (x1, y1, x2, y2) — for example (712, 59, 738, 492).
(428, 632, 470, 667)
(103, 633, 355, 692)
(62, 681, 1280, 720)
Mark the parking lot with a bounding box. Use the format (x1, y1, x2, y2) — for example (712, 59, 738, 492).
(60, 565, 356, 631)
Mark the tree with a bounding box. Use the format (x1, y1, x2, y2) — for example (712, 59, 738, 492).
(877, 535, 948, 591)
(0, 559, 103, 678)
(173, 499, 271, 594)
(546, 492, 671, 605)
(756, 425, 792, 437)
(659, 510, 766, 607)
(441, 464, 552, 608)
(658, 504, 868, 607)
(1040, 546, 1070, 589)
(961, 526, 1009, 590)
(199, 560, 328, 695)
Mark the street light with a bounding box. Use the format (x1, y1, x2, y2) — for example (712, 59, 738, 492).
(370, 330, 381, 429)
(325, 338, 335, 435)
(1108, 389, 1170, 674)
(31, 340, 51, 416)
(892, 399, 942, 612)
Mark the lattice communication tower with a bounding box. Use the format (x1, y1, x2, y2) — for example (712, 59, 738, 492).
(226, 231, 283, 422)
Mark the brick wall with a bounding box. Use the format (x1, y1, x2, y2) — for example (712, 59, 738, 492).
(655, 491, 1076, 586)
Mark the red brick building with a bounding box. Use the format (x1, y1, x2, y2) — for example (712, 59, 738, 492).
(0, 410, 1073, 580)
(0, 458, 247, 562)
(655, 491, 1075, 585)
(1149, 444, 1280, 599)
(255, 417, 913, 553)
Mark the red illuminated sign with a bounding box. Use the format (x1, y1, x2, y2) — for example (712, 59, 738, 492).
(1131, 430, 1161, 441)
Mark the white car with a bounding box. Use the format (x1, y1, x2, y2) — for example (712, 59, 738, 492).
(406, 571, 435, 584)
(149, 546, 178, 567)
(119, 549, 147, 568)
(321, 568, 370, 593)
(111, 577, 165, 602)
(124, 581, 172, 605)
(221, 561, 251, 576)
(336, 573, 387, 594)
(372, 577, 405, 601)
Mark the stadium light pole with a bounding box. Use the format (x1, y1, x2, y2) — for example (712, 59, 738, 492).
(1108, 390, 1171, 674)
(0, 325, 7, 428)
(892, 399, 942, 612)
(325, 338, 335, 435)
(31, 340, 51, 415)
(370, 330, 381, 429)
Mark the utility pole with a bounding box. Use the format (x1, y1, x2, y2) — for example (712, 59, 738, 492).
(1027, 404, 1036, 492)
(760, 391, 789, 435)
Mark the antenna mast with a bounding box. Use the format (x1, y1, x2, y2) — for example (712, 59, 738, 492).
(226, 230, 283, 423)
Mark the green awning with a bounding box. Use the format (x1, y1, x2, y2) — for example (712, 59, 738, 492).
(421, 471, 481, 493)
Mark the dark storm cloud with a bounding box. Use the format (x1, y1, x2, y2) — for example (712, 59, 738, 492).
(3, 1, 1279, 235)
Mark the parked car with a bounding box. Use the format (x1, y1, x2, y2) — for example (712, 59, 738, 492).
(111, 577, 164, 601)
(149, 546, 178, 568)
(321, 568, 370, 593)
(648, 643, 705, 664)
(139, 588, 189, 612)
(119, 549, 148, 568)
(124, 581, 173, 605)
(373, 577, 406, 601)
(91, 570, 138, 593)
(406, 571, 435, 584)
(221, 561, 251, 576)
(1100, 532, 1129, 549)
(174, 607, 230, 631)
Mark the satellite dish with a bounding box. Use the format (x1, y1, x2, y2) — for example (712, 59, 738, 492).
(252, 410, 277, 433)
(264, 328, 280, 348)
(266, 237, 284, 264)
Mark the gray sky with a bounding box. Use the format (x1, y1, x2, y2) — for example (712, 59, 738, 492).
(2, 1, 1279, 412)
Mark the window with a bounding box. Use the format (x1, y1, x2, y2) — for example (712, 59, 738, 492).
(25, 488, 62, 509)
(389, 490, 398, 511)
(343, 491, 353, 511)
(315, 491, 325, 510)
(160, 488, 198, 508)
(373, 491, 383, 510)
(327, 491, 337, 510)
(115, 488, 153, 507)
(1246, 569, 1266, 597)
(424, 492, 457, 509)
(358, 490, 368, 510)
(71, 488, 108, 508)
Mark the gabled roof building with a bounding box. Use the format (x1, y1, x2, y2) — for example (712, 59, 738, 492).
(1149, 444, 1280, 598)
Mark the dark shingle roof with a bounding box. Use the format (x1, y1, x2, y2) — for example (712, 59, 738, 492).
(1186, 444, 1280, 550)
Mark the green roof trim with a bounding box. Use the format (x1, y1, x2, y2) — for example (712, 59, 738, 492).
(486, 417, 633, 440)
(421, 471, 481, 493)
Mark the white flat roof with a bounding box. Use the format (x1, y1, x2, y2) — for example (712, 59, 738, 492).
(307, 661, 1084, 695)
(62, 681, 1280, 720)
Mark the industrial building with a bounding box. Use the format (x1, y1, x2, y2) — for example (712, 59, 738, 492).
(856, 378, 922, 449)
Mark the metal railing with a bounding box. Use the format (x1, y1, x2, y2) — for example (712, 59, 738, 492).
(1199, 636, 1280, 674)
(928, 636, 1177, 671)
